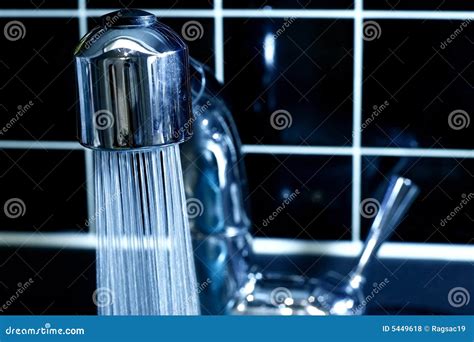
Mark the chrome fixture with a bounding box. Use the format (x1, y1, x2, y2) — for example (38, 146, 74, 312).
(75, 8, 193, 150)
(74, 9, 200, 315)
(181, 59, 252, 314)
(232, 176, 419, 315)
(309, 176, 420, 315)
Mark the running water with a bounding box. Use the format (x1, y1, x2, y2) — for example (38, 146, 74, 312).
(93, 145, 200, 315)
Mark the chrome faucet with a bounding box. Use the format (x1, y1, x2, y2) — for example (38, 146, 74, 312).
(181, 59, 252, 314)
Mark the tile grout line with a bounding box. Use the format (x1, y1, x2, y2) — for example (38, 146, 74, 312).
(78, 0, 95, 235)
(1, 140, 474, 158)
(0, 9, 473, 20)
(351, 0, 363, 242)
(0, 5, 471, 251)
(214, 0, 224, 82)
(0, 232, 472, 261)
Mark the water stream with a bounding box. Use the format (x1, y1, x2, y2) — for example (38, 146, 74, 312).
(93, 145, 200, 315)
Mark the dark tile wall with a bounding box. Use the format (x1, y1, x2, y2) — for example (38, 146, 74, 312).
(362, 157, 474, 243)
(224, 0, 354, 9)
(0, 0, 472, 317)
(0, 150, 87, 232)
(362, 19, 473, 149)
(87, 0, 213, 9)
(224, 18, 354, 146)
(0, 2, 472, 242)
(0, 248, 95, 314)
(0, 1, 77, 9)
(0, 18, 78, 141)
(246, 154, 352, 240)
(364, 0, 474, 11)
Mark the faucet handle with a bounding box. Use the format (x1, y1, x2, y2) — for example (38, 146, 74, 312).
(75, 9, 193, 150)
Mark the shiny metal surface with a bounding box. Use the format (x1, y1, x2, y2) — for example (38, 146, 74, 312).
(231, 273, 321, 316)
(181, 59, 252, 314)
(231, 176, 419, 315)
(75, 9, 193, 150)
(310, 176, 420, 315)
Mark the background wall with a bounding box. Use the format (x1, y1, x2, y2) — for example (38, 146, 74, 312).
(0, 0, 472, 314)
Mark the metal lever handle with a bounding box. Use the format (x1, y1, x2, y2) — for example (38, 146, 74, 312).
(349, 176, 420, 288)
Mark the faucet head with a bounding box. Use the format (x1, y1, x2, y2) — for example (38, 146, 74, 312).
(74, 9, 193, 150)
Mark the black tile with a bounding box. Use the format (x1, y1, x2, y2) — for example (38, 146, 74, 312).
(87, 17, 215, 69)
(86, 0, 212, 9)
(246, 154, 352, 240)
(0, 18, 79, 141)
(224, 18, 354, 146)
(225, 0, 354, 9)
(361, 156, 474, 243)
(0, 150, 87, 232)
(364, 0, 474, 11)
(362, 20, 473, 149)
(0, 0, 76, 9)
(0, 248, 96, 315)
